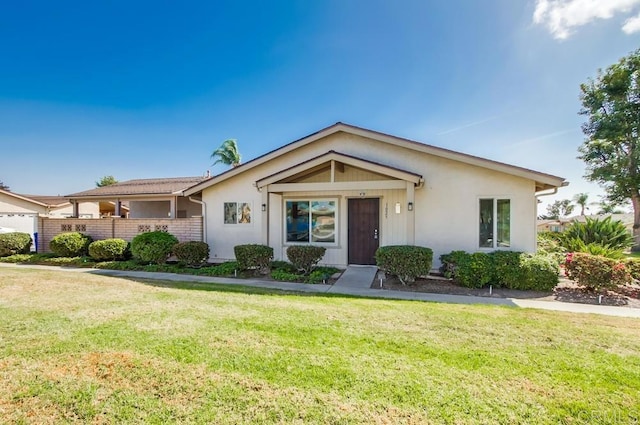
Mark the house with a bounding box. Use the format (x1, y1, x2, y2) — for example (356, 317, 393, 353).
(538, 213, 635, 234)
(66, 177, 207, 219)
(0, 189, 100, 247)
(184, 122, 567, 267)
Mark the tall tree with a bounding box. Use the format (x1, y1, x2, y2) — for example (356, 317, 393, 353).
(96, 175, 118, 187)
(540, 199, 575, 220)
(0, 180, 9, 191)
(578, 48, 640, 247)
(573, 192, 589, 216)
(211, 139, 241, 168)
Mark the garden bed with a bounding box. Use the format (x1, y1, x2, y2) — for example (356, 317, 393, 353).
(376, 274, 640, 308)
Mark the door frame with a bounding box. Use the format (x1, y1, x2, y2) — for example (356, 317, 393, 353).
(347, 197, 380, 265)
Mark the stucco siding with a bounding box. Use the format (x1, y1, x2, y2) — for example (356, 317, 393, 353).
(201, 131, 542, 266)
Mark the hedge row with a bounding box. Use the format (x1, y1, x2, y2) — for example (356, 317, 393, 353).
(0, 232, 32, 257)
(440, 250, 559, 291)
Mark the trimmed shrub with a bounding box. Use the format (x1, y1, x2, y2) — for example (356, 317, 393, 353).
(439, 250, 469, 279)
(491, 251, 524, 288)
(286, 245, 326, 275)
(561, 216, 634, 251)
(625, 258, 640, 281)
(130, 231, 178, 265)
(514, 254, 558, 291)
(234, 244, 273, 274)
(375, 245, 433, 285)
(50, 232, 93, 257)
(0, 232, 32, 257)
(88, 238, 129, 261)
(565, 252, 632, 290)
(174, 241, 209, 267)
(455, 252, 493, 288)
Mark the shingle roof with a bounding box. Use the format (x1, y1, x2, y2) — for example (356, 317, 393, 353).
(17, 194, 70, 207)
(66, 177, 207, 198)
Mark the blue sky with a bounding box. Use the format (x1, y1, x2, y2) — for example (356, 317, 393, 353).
(1, 1, 639, 214)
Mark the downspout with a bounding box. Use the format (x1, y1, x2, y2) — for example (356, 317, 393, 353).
(188, 197, 207, 243)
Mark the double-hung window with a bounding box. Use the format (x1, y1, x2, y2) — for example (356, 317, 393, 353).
(286, 199, 336, 244)
(479, 198, 510, 248)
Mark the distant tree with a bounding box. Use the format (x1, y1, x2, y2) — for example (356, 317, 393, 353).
(578, 48, 640, 247)
(0, 180, 9, 191)
(96, 175, 118, 187)
(594, 196, 626, 215)
(540, 199, 575, 220)
(573, 193, 589, 216)
(211, 139, 241, 168)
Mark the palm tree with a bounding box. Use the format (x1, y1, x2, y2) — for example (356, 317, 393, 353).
(211, 139, 241, 168)
(573, 193, 589, 216)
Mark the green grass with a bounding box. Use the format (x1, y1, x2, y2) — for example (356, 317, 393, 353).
(1, 267, 639, 424)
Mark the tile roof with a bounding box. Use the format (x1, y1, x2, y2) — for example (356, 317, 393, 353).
(66, 177, 207, 198)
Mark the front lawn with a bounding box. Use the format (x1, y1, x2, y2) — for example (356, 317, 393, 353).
(1, 267, 639, 424)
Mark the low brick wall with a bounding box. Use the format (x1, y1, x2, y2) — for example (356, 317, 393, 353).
(37, 217, 203, 253)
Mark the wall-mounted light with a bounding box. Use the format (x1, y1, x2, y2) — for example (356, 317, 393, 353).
(261, 204, 266, 212)
(359, 192, 366, 197)
(395, 202, 401, 214)
(408, 202, 414, 211)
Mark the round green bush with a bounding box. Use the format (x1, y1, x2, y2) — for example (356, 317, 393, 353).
(455, 252, 493, 288)
(375, 245, 433, 284)
(173, 241, 209, 267)
(286, 245, 326, 275)
(0, 232, 32, 257)
(514, 254, 559, 291)
(234, 244, 274, 274)
(88, 238, 129, 261)
(130, 231, 179, 264)
(49, 232, 93, 257)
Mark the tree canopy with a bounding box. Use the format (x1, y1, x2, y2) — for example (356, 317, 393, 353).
(572, 193, 589, 216)
(0, 181, 9, 191)
(540, 199, 574, 220)
(96, 175, 118, 187)
(578, 48, 640, 246)
(211, 139, 241, 168)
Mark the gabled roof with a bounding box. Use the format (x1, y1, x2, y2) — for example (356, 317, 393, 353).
(0, 189, 69, 208)
(184, 122, 566, 195)
(256, 150, 423, 188)
(67, 177, 207, 199)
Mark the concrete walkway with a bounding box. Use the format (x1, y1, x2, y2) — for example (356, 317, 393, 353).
(1, 263, 639, 318)
(333, 265, 378, 289)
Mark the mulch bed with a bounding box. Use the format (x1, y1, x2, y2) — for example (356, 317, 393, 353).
(375, 274, 640, 308)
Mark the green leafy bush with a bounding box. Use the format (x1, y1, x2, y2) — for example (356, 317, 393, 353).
(565, 252, 632, 290)
(197, 261, 239, 276)
(286, 245, 326, 275)
(88, 238, 129, 261)
(270, 269, 301, 282)
(49, 232, 93, 257)
(439, 250, 469, 279)
(537, 232, 566, 265)
(561, 216, 633, 251)
(130, 231, 178, 265)
(455, 252, 493, 288)
(234, 244, 273, 274)
(375, 245, 433, 285)
(173, 241, 209, 267)
(624, 258, 640, 281)
(0, 232, 32, 257)
(561, 238, 625, 259)
(491, 251, 523, 288)
(513, 254, 559, 291)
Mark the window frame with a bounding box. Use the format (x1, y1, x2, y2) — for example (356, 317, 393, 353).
(478, 197, 511, 249)
(284, 198, 338, 246)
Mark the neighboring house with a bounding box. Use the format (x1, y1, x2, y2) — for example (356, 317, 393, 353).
(66, 177, 207, 219)
(539, 213, 634, 234)
(184, 122, 567, 267)
(537, 219, 571, 233)
(0, 189, 99, 246)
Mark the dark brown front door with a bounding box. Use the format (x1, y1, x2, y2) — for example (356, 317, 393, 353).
(348, 198, 380, 265)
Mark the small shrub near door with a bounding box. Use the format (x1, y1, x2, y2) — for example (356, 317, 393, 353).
(234, 244, 274, 274)
(0, 232, 32, 257)
(131, 231, 179, 265)
(88, 238, 129, 261)
(375, 245, 433, 285)
(49, 232, 93, 257)
(174, 241, 210, 267)
(286, 245, 326, 275)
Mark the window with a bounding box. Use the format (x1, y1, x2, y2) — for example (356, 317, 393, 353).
(286, 200, 336, 243)
(479, 198, 510, 248)
(224, 202, 252, 224)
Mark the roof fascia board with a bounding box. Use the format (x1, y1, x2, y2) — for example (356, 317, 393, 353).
(0, 190, 48, 208)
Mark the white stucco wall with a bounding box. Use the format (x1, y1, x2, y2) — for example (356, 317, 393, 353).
(201, 132, 541, 266)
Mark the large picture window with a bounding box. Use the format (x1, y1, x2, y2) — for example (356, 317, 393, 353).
(286, 200, 336, 243)
(479, 198, 510, 248)
(224, 202, 252, 224)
